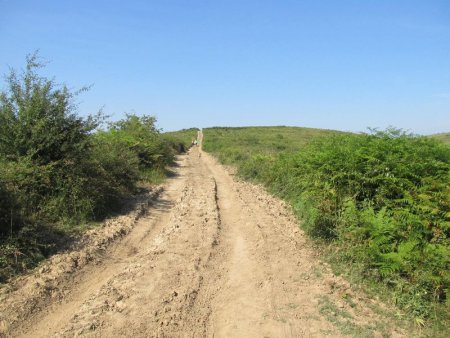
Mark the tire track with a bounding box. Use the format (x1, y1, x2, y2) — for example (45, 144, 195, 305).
(1, 140, 407, 337)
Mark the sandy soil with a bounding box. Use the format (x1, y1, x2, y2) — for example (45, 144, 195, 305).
(0, 134, 407, 337)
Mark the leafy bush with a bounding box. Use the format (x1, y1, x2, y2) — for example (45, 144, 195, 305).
(102, 114, 184, 183)
(109, 115, 166, 168)
(266, 130, 450, 317)
(0, 167, 16, 235)
(0, 52, 102, 224)
(92, 132, 140, 193)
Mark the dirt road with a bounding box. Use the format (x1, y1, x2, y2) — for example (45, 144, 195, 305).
(0, 137, 405, 337)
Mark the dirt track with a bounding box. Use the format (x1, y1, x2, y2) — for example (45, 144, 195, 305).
(0, 134, 406, 337)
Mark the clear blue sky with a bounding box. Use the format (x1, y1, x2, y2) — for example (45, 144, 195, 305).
(1, 0, 449, 134)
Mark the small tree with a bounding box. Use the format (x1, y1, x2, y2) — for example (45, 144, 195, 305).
(0, 52, 102, 225)
(0, 51, 100, 163)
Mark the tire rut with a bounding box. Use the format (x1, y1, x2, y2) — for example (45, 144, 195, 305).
(51, 151, 222, 337)
(1, 143, 408, 338)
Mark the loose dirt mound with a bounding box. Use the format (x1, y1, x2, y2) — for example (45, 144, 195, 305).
(0, 147, 408, 337)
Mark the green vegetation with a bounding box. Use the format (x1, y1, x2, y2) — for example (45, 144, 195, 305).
(163, 128, 199, 153)
(203, 126, 450, 331)
(0, 53, 193, 283)
(431, 133, 450, 146)
(203, 126, 343, 167)
(318, 295, 386, 337)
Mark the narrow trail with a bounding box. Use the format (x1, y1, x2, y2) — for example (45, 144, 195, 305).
(0, 131, 406, 337)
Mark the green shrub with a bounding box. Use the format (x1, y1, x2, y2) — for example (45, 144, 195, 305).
(0, 52, 104, 224)
(92, 132, 140, 193)
(108, 115, 174, 171)
(0, 169, 16, 235)
(268, 130, 449, 319)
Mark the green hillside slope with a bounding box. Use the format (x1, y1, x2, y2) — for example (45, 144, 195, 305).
(431, 132, 450, 146)
(203, 126, 344, 165)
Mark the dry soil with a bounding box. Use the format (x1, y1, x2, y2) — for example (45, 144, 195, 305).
(0, 134, 406, 337)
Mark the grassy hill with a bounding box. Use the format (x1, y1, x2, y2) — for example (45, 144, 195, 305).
(431, 132, 450, 145)
(203, 126, 344, 165)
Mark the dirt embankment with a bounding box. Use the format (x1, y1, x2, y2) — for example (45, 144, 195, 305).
(0, 144, 407, 337)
